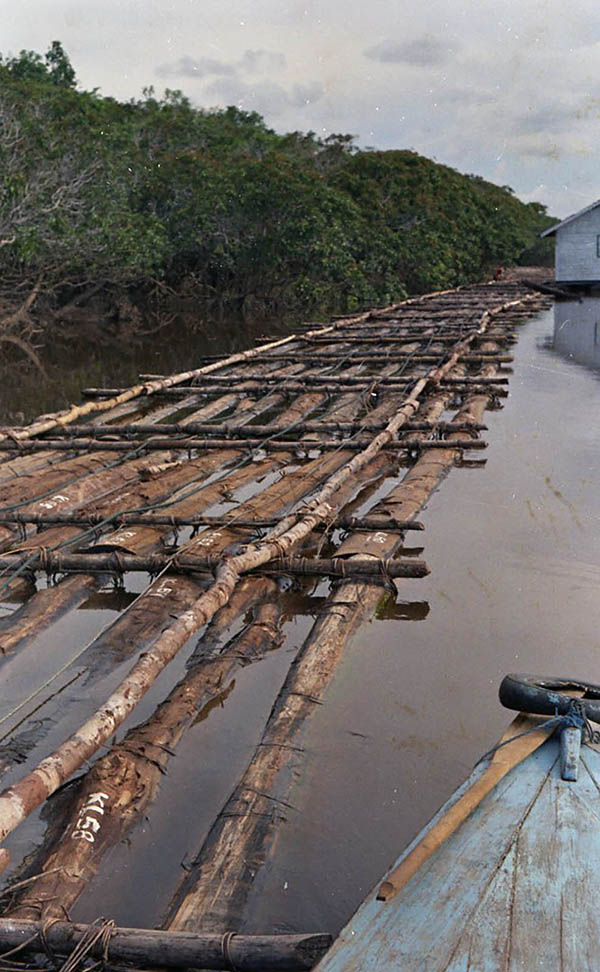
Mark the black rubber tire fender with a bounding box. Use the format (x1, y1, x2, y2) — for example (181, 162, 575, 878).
(499, 673, 600, 725)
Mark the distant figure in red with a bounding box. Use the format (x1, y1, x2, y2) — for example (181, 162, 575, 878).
(494, 266, 505, 280)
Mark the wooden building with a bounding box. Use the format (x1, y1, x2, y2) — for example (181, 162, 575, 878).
(542, 200, 600, 284)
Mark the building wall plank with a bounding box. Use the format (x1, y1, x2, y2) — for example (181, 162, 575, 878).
(556, 208, 600, 281)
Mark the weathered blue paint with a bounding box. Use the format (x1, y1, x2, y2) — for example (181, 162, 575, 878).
(316, 739, 600, 971)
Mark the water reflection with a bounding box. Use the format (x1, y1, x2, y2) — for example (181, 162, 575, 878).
(282, 591, 430, 621)
(7, 301, 598, 934)
(0, 313, 300, 425)
(552, 297, 600, 370)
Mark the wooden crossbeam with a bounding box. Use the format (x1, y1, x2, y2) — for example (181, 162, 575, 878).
(0, 551, 430, 579)
(0, 512, 425, 531)
(0, 918, 331, 971)
(13, 419, 486, 438)
(0, 437, 488, 453)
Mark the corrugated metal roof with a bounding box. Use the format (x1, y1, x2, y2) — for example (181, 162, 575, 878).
(541, 199, 600, 237)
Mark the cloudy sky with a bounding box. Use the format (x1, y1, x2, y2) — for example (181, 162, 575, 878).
(5, 0, 600, 217)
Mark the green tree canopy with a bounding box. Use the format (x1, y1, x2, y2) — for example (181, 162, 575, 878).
(0, 42, 555, 321)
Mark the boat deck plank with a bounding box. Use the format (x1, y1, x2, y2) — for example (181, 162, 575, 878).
(445, 750, 600, 970)
(316, 740, 600, 971)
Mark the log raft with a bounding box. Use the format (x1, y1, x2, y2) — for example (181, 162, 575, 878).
(0, 280, 552, 969)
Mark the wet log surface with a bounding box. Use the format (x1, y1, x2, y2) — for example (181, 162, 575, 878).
(0, 281, 552, 962)
(0, 918, 331, 970)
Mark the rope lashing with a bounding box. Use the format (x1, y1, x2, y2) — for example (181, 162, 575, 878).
(220, 931, 239, 972)
(479, 699, 600, 765)
(563, 698, 600, 743)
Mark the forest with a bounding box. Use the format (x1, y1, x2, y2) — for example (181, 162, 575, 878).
(0, 42, 554, 350)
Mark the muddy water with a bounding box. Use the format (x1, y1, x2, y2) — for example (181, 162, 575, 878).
(0, 313, 299, 425)
(1, 299, 600, 936)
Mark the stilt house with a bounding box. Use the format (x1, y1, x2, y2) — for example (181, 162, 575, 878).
(541, 200, 600, 284)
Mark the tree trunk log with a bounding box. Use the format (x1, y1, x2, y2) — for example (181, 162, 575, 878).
(0, 918, 331, 971)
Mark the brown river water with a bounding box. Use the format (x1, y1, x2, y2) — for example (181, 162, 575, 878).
(0, 297, 599, 936)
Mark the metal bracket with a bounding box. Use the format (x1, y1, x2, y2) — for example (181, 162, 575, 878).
(560, 725, 582, 781)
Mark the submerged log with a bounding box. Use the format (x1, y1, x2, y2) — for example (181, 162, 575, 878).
(6, 439, 395, 917)
(164, 330, 516, 931)
(7, 581, 283, 919)
(0, 918, 331, 971)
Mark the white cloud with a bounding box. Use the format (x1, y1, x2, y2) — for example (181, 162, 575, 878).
(205, 77, 324, 117)
(4, 0, 600, 216)
(240, 49, 287, 73)
(156, 56, 235, 80)
(364, 37, 457, 67)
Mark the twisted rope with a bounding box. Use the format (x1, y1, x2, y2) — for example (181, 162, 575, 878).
(479, 699, 600, 764)
(220, 931, 239, 971)
(55, 917, 114, 972)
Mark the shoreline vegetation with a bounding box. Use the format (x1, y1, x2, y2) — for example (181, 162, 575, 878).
(0, 42, 554, 375)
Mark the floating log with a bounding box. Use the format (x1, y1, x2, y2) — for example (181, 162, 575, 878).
(224, 352, 515, 364)
(179, 350, 514, 364)
(6, 581, 285, 919)
(0, 550, 430, 578)
(0, 512, 425, 531)
(81, 375, 510, 396)
(164, 327, 514, 931)
(304, 333, 513, 344)
(0, 307, 379, 444)
(0, 436, 488, 453)
(0, 290, 540, 866)
(0, 918, 331, 971)
(77, 381, 509, 400)
(26, 419, 487, 438)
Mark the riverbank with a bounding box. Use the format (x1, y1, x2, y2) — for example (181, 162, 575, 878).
(0, 268, 555, 426)
(0, 312, 300, 425)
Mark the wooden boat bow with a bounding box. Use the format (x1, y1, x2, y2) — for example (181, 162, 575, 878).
(376, 674, 598, 902)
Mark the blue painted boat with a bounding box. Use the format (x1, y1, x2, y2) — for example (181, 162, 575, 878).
(316, 675, 600, 971)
